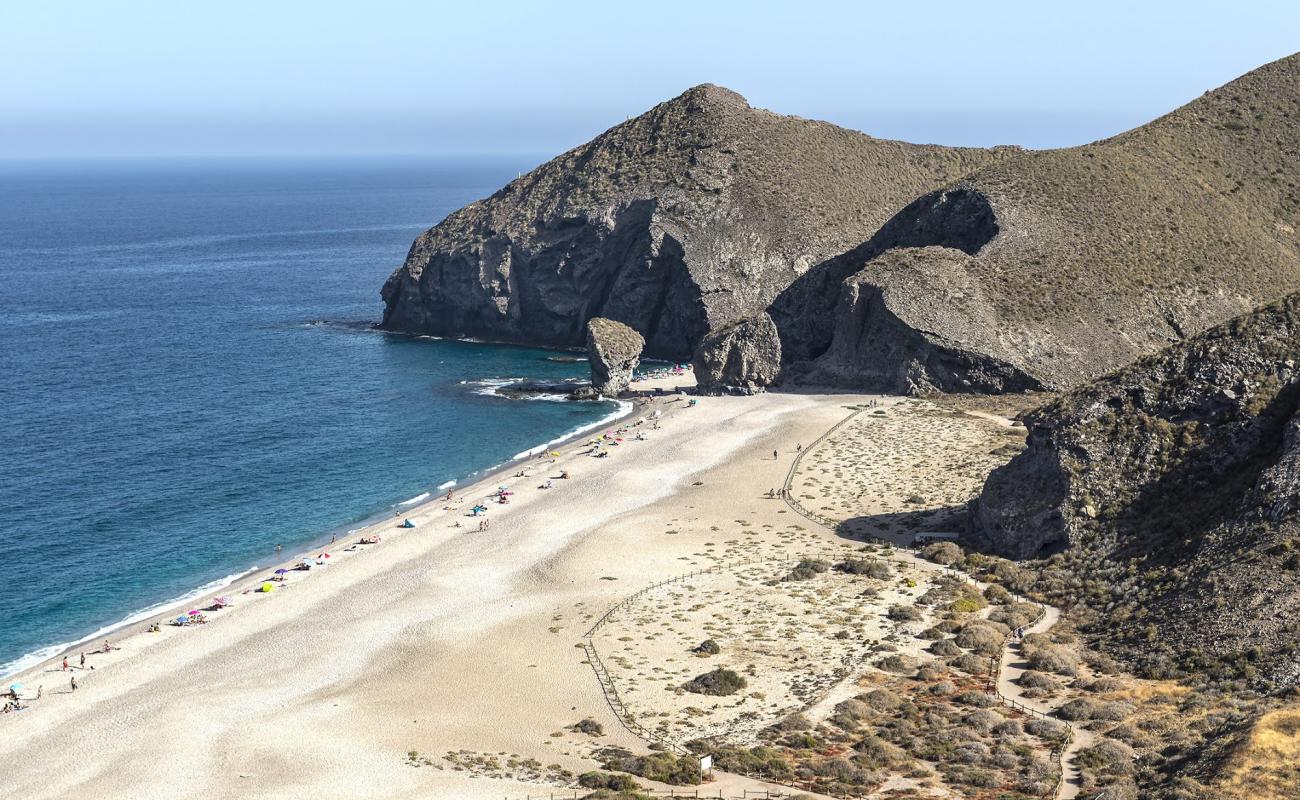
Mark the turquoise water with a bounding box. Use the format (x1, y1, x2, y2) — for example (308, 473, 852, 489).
(0, 157, 620, 676)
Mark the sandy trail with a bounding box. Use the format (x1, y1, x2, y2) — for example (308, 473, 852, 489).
(784, 406, 1088, 800)
(0, 386, 866, 799)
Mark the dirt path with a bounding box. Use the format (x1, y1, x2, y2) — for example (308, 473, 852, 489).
(783, 407, 1090, 800)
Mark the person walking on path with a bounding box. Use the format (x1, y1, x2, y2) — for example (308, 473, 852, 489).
(773, 449, 778, 460)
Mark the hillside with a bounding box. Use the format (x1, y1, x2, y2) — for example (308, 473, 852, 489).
(969, 292, 1300, 687)
(699, 53, 1300, 394)
(380, 85, 1013, 359)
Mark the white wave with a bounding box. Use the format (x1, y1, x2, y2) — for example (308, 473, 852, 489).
(509, 400, 633, 462)
(436, 480, 457, 490)
(0, 567, 258, 680)
(398, 492, 430, 506)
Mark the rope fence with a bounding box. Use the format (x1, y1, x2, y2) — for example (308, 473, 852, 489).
(780, 407, 1078, 800)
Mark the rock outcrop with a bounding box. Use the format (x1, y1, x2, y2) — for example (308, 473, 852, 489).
(970, 293, 1300, 686)
(692, 313, 782, 394)
(698, 53, 1300, 394)
(585, 317, 644, 396)
(380, 84, 1012, 359)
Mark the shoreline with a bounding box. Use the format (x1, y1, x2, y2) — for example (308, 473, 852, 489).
(0, 379, 865, 800)
(0, 376, 671, 681)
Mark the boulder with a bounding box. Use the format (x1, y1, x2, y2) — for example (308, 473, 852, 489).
(692, 313, 782, 393)
(586, 317, 644, 396)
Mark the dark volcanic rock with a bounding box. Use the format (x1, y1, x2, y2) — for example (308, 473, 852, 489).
(586, 317, 644, 396)
(691, 312, 781, 394)
(699, 54, 1300, 395)
(970, 293, 1300, 686)
(803, 246, 1043, 394)
(380, 84, 1010, 360)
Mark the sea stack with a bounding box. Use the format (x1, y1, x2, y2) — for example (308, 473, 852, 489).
(585, 317, 644, 396)
(692, 312, 782, 393)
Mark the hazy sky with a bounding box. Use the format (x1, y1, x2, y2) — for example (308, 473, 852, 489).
(3, 1, 1298, 158)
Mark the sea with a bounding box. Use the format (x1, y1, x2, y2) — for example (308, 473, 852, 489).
(0, 156, 625, 678)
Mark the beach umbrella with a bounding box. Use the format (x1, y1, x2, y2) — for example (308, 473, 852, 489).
(9, 682, 24, 693)
(318, 552, 330, 558)
(260, 582, 274, 593)
(274, 568, 289, 575)
(214, 596, 229, 606)
(188, 610, 201, 616)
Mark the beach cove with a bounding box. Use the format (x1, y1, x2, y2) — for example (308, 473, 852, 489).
(0, 374, 875, 798)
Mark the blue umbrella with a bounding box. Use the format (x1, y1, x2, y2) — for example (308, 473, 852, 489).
(9, 682, 24, 693)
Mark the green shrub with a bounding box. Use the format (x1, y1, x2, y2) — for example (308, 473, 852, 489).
(683, 668, 747, 696)
(600, 750, 701, 785)
(692, 639, 721, 656)
(836, 557, 892, 579)
(578, 771, 640, 791)
(922, 541, 963, 565)
(983, 583, 1012, 604)
(949, 594, 988, 614)
(888, 604, 923, 622)
(785, 559, 830, 581)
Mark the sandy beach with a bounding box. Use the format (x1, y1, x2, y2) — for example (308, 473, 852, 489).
(0, 379, 900, 799)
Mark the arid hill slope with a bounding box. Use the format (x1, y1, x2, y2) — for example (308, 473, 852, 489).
(970, 293, 1300, 687)
(700, 53, 1300, 394)
(380, 85, 1012, 358)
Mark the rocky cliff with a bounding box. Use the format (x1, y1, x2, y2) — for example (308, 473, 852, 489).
(585, 317, 644, 396)
(699, 53, 1300, 394)
(969, 293, 1300, 686)
(380, 85, 1011, 359)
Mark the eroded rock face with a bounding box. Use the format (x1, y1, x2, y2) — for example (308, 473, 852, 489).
(691, 313, 781, 394)
(380, 84, 1010, 360)
(586, 317, 644, 396)
(699, 54, 1300, 395)
(969, 292, 1300, 685)
(803, 246, 1042, 394)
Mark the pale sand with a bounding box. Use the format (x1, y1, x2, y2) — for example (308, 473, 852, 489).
(592, 555, 940, 747)
(0, 383, 876, 800)
(790, 400, 1026, 540)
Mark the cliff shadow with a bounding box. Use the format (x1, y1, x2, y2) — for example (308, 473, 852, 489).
(832, 504, 970, 547)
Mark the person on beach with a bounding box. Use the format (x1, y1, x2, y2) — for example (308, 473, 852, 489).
(36, 686, 42, 700)
(62, 657, 68, 671)
(70, 676, 77, 692)
(79, 652, 85, 669)
(330, 533, 336, 544)
(773, 449, 778, 460)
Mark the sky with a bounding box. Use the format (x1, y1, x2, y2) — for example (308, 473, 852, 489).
(2, 0, 1298, 158)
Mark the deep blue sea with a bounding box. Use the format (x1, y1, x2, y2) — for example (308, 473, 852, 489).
(0, 157, 621, 677)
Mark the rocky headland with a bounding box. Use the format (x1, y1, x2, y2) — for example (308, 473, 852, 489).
(380, 84, 1012, 361)
(383, 55, 1300, 398)
(971, 292, 1300, 687)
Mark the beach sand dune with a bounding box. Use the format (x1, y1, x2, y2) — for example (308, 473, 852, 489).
(1, 389, 871, 799)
